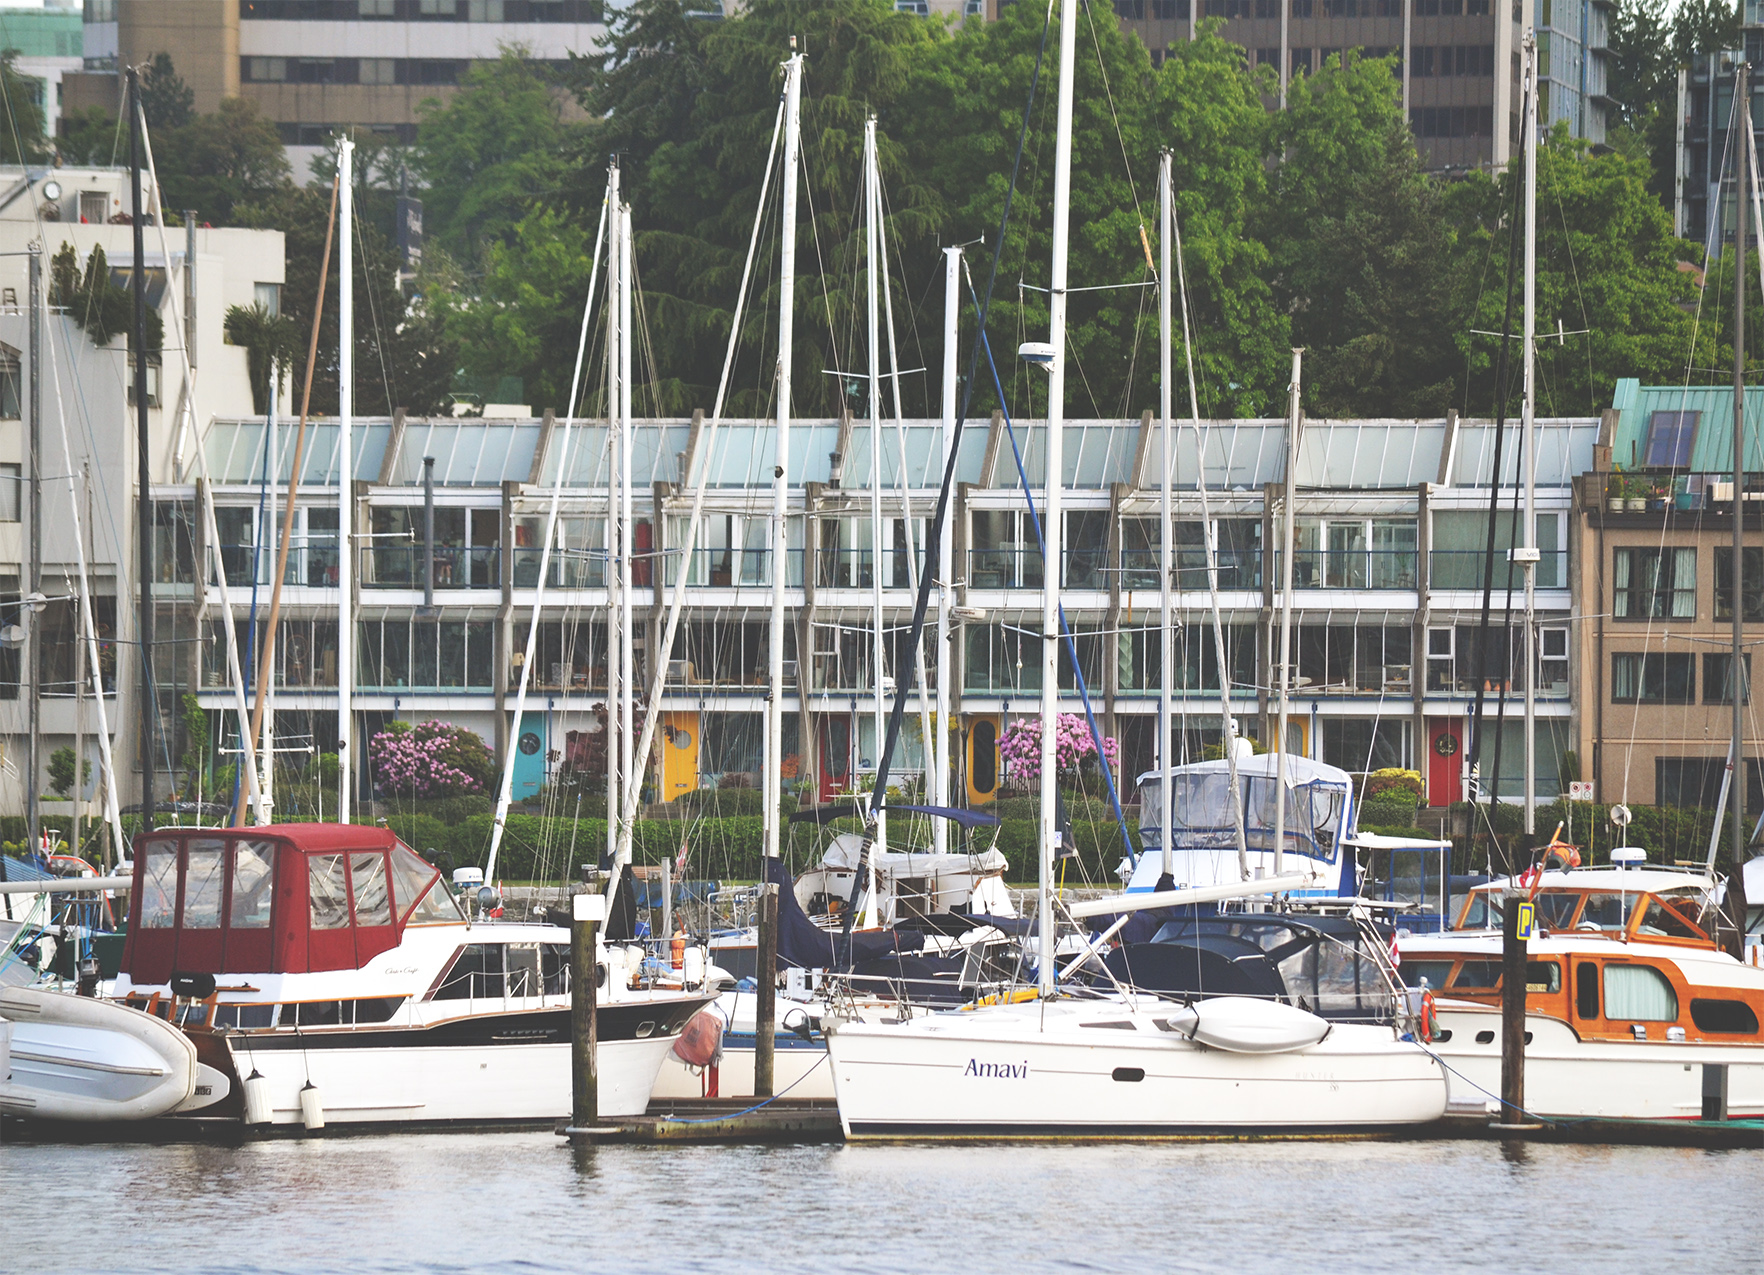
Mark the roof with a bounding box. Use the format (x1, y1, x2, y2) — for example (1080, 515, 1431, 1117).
(1470, 867, 1713, 895)
(1136, 754, 1355, 789)
(1609, 378, 1764, 475)
(1346, 833, 1453, 851)
(133, 823, 401, 855)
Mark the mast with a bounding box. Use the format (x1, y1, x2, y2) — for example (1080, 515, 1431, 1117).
(866, 116, 887, 897)
(937, 246, 960, 853)
(1158, 152, 1174, 881)
(129, 66, 156, 833)
(618, 199, 635, 865)
(1733, 59, 1752, 955)
(336, 135, 354, 824)
(1039, 0, 1077, 997)
(605, 158, 622, 872)
(262, 359, 278, 822)
(1274, 350, 1302, 878)
(1521, 33, 1539, 834)
(765, 44, 802, 866)
(26, 244, 37, 853)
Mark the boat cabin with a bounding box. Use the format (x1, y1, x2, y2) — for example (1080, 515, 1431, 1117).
(1349, 832, 1457, 933)
(122, 824, 465, 986)
(1449, 869, 1712, 942)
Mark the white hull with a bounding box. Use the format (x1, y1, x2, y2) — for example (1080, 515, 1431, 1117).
(0, 987, 198, 1122)
(1431, 1002, 1764, 1121)
(827, 998, 1449, 1138)
(232, 1033, 679, 1125)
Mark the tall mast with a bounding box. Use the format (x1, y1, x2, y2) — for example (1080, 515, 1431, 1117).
(865, 116, 887, 896)
(1158, 152, 1174, 881)
(618, 199, 635, 865)
(936, 246, 960, 853)
(765, 44, 802, 866)
(1521, 33, 1538, 833)
(262, 358, 277, 821)
(1732, 59, 1751, 953)
(336, 135, 354, 824)
(129, 66, 155, 833)
(1274, 350, 1302, 878)
(26, 245, 38, 852)
(1038, 0, 1077, 997)
(605, 158, 622, 871)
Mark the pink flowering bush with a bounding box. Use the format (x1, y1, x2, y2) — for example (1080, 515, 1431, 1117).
(997, 714, 1119, 787)
(372, 720, 496, 798)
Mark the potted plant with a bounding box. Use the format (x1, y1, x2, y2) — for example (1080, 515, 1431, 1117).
(1625, 475, 1649, 513)
(1606, 472, 1626, 514)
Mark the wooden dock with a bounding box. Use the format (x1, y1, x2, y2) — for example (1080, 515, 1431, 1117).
(558, 1097, 843, 1145)
(1419, 1113, 1764, 1150)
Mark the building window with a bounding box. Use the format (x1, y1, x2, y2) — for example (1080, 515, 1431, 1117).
(1644, 411, 1698, 468)
(1291, 47, 1312, 76)
(360, 58, 397, 85)
(1613, 546, 1695, 619)
(1705, 653, 1751, 704)
(360, 0, 397, 13)
(1150, 0, 1189, 15)
(244, 57, 287, 83)
(254, 282, 281, 317)
(1539, 626, 1568, 690)
(0, 464, 17, 522)
(1611, 652, 1694, 703)
(1714, 547, 1764, 620)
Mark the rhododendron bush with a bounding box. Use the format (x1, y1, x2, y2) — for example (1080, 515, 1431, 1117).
(997, 714, 1118, 786)
(372, 720, 496, 798)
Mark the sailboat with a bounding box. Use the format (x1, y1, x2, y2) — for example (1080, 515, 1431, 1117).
(825, 0, 1448, 1136)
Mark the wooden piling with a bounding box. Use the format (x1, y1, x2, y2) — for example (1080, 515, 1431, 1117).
(571, 891, 602, 1129)
(754, 882, 778, 1098)
(1498, 891, 1527, 1124)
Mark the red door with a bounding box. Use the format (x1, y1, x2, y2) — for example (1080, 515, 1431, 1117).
(1427, 718, 1462, 807)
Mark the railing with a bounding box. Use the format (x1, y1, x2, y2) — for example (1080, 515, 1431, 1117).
(214, 539, 341, 588)
(966, 545, 1044, 590)
(511, 546, 604, 589)
(817, 548, 921, 590)
(1429, 549, 1567, 590)
(1116, 548, 1263, 592)
(363, 545, 499, 589)
(1273, 549, 1420, 590)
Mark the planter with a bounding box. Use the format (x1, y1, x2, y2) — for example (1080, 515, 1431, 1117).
(1648, 498, 1668, 512)
(1607, 497, 1624, 513)
(1625, 497, 1648, 512)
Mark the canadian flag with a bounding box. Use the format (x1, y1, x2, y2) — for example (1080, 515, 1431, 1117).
(1388, 932, 1402, 969)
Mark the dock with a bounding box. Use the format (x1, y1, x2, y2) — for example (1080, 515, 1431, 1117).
(1420, 1113, 1764, 1150)
(558, 1097, 843, 1145)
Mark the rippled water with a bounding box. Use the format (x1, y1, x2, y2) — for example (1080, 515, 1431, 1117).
(3, 1132, 1761, 1273)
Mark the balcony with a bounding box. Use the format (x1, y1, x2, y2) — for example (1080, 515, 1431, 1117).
(1429, 549, 1567, 590)
(363, 545, 499, 590)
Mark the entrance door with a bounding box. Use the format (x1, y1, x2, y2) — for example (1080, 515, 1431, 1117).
(660, 711, 698, 802)
(511, 717, 547, 802)
(818, 716, 852, 803)
(966, 715, 1001, 806)
(1427, 717, 1462, 807)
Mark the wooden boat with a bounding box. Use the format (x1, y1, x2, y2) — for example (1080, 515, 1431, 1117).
(1398, 856, 1764, 1120)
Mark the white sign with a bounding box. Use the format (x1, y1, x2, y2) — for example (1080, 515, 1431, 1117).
(573, 892, 607, 923)
(1568, 782, 1595, 802)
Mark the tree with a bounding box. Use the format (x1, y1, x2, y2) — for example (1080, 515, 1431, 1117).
(413, 49, 583, 265)
(224, 302, 301, 415)
(154, 97, 291, 225)
(47, 746, 89, 799)
(140, 52, 195, 131)
(1264, 51, 1457, 417)
(0, 51, 48, 163)
(48, 241, 163, 351)
(371, 720, 496, 798)
(55, 106, 122, 169)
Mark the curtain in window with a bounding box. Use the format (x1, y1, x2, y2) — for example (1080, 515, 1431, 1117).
(1603, 963, 1677, 1021)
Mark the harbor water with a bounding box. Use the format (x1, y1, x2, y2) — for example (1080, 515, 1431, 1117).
(3, 1133, 1760, 1273)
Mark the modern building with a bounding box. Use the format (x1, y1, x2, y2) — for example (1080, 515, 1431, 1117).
(66, 0, 601, 176)
(0, 1, 83, 141)
(0, 163, 282, 832)
(1102, 0, 1609, 170)
(150, 405, 1587, 822)
(1675, 1, 1764, 250)
(1570, 378, 1764, 812)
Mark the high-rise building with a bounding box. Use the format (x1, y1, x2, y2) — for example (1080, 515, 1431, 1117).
(0, 1, 83, 140)
(1109, 0, 1609, 171)
(65, 1, 600, 174)
(1675, 3, 1764, 251)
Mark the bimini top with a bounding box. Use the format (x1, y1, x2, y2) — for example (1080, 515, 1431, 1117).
(122, 824, 465, 986)
(1135, 756, 1354, 864)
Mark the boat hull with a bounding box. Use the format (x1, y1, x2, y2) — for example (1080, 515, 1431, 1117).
(1431, 1002, 1764, 1121)
(827, 1001, 1448, 1138)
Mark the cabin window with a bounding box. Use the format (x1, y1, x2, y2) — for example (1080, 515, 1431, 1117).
(213, 1003, 276, 1028)
(1452, 960, 1502, 988)
(1690, 998, 1759, 1034)
(542, 943, 571, 994)
(309, 854, 352, 929)
(139, 841, 180, 928)
(182, 841, 227, 928)
(505, 943, 541, 997)
(351, 853, 392, 926)
(296, 1000, 343, 1027)
(1525, 961, 1561, 993)
(390, 845, 463, 925)
(229, 841, 276, 927)
(1576, 961, 1599, 1018)
(1635, 898, 1705, 940)
(1400, 960, 1454, 989)
(433, 944, 505, 999)
(1578, 893, 1640, 931)
(1604, 964, 1678, 1022)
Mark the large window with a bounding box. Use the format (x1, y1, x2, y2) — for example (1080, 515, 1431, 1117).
(1614, 547, 1695, 619)
(358, 617, 496, 689)
(1714, 547, 1764, 620)
(1603, 964, 1678, 1022)
(1612, 652, 1694, 703)
(1705, 653, 1751, 704)
(1643, 410, 1698, 468)
(1293, 625, 1411, 693)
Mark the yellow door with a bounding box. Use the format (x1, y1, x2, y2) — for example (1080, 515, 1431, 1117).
(661, 711, 699, 801)
(965, 715, 1001, 806)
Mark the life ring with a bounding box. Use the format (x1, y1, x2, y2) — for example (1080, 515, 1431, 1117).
(1419, 989, 1439, 1044)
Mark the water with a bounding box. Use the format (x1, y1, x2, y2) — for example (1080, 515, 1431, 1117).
(3, 1133, 1760, 1273)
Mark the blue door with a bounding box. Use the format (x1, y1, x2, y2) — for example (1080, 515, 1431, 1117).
(511, 715, 547, 802)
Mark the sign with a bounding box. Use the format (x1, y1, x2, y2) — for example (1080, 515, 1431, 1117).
(573, 892, 607, 923)
(1515, 900, 1536, 942)
(1568, 781, 1595, 802)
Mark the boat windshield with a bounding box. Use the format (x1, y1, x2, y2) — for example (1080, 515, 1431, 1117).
(1578, 892, 1641, 931)
(1161, 771, 1346, 861)
(1634, 897, 1706, 940)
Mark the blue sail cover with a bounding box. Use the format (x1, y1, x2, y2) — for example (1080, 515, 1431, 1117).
(763, 857, 924, 970)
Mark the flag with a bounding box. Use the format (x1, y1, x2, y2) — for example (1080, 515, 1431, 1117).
(675, 839, 689, 878)
(1388, 931, 1402, 969)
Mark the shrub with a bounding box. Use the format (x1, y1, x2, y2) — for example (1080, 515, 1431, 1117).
(1363, 768, 1423, 801)
(997, 714, 1119, 787)
(371, 720, 495, 798)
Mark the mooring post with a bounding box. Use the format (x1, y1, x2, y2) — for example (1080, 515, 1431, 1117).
(1499, 889, 1527, 1123)
(1703, 1062, 1729, 1122)
(571, 882, 604, 1129)
(754, 882, 779, 1097)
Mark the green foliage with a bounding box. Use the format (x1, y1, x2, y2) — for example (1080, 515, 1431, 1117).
(140, 53, 195, 131)
(413, 50, 583, 265)
(154, 97, 291, 225)
(48, 242, 163, 351)
(990, 791, 1139, 882)
(223, 302, 301, 415)
(1363, 767, 1424, 800)
(56, 106, 122, 168)
(0, 52, 48, 164)
(46, 746, 89, 799)
(178, 694, 209, 796)
(1451, 798, 1722, 868)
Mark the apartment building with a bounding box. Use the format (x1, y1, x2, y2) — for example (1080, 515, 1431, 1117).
(155, 406, 1587, 815)
(66, 0, 601, 175)
(1572, 379, 1764, 811)
(1112, 0, 1609, 170)
(0, 163, 282, 820)
(0, 1, 83, 140)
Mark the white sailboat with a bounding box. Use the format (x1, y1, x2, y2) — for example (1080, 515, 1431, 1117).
(824, 0, 1447, 1136)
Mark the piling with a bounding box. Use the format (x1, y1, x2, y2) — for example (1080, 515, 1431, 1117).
(571, 888, 603, 1130)
(1495, 890, 1531, 1128)
(754, 882, 778, 1098)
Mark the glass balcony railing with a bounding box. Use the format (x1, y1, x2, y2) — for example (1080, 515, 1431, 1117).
(363, 545, 499, 590)
(214, 539, 341, 588)
(1276, 549, 1420, 590)
(1115, 548, 1264, 592)
(966, 546, 1044, 590)
(816, 548, 920, 590)
(1429, 549, 1567, 590)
